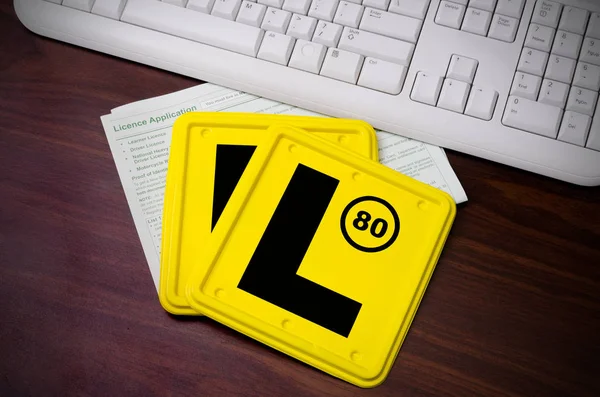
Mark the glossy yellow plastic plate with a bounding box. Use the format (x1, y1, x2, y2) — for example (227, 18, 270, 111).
(184, 125, 456, 387)
(159, 112, 379, 315)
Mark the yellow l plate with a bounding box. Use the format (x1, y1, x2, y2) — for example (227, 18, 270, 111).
(184, 125, 456, 387)
(159, 113, 379, 315)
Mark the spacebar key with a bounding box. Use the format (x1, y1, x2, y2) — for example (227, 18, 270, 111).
(502, 96, 563, 138)
(121, 0, 264, 57)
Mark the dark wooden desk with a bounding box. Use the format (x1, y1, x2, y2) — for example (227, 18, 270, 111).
(1, 4, 599, 396)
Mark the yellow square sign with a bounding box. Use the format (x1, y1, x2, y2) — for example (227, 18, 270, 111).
(182, 124, 456, 387)
(159, 113, 378, 315)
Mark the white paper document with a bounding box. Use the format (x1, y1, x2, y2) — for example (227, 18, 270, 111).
(101, 83, 467, 290)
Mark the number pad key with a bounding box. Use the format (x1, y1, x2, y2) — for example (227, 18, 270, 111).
(531, 0, 562, 29)
(573, 62, 600, 91)
(517, 47, 548, 76)
(510, 72, 541, 100)
(538, 79, 569, 108)
(525, 24, 555, 52)
(558, 111, 592, 146)
(558, 6, 589, 35)
(566, 87, 598, 116)
(545, 55, 576, 84)
(580, 38, 600, 66)
(587, 13, 600, 40)
(551, 31, 582, 59)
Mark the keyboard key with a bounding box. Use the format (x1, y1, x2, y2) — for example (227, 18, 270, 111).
(163, 0, 187, 6)
(187, 0, 216, 13)
(545, 55, 576, 84)
(495, 0, 524, 19)
(338, 27, 415, 66)
(447, 54, 478, 83)
(538, 79, 569, 108)
(212, 0, 242, 20)
(566, 86, 598, 116)
(121, 0, 265, 57)
(283, 0, 311, 14)
(587, 13, 600, 40)
(573, 62, 600, 91)
(580, 38, 600, 67)
(312, 21, 343, 46)
(531, 0, 562, 29)
(469, 0, 496, 12)
(517, 47, 548, 76)
(333, 1, 364, 28)
(465, 87, 498, 120)
(258, 31, 295, 64)
(587, 104, 600, 150)
(237, 1, 267, 27)
(262, 8, 292, 33)
(558, 6, 589, 35)
(289, 39, 326, 73)
(258, 0, 284, 7)
(362, 0, 389, 11)
(410, 72, 443, 105)
(320, 48, 364, 83)
(91, 0, 127, 19)
(287, 14, 317, 39)
(437, 79, 470, 113)
(435, 1, 465, 30)
(357, 57, 407, 94)
(558, 111, 591, 146)
(62, 0, 95, 11)
(308, 0, 338, 21)
(461, 8, 492, 36)
(488, 14, 518, 42)
(524, 23, 555, 52)
(502, 96, 562, 138)
(510, 72, 541, 100)
(359, 8, 422, 43)
(551, 31, 582, 60)
(388, 0, 430, 20)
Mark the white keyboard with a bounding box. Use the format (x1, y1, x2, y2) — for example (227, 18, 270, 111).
(15, 0, 600, 185)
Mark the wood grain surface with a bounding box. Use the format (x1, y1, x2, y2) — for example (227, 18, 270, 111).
(1, 3, 599, 396)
